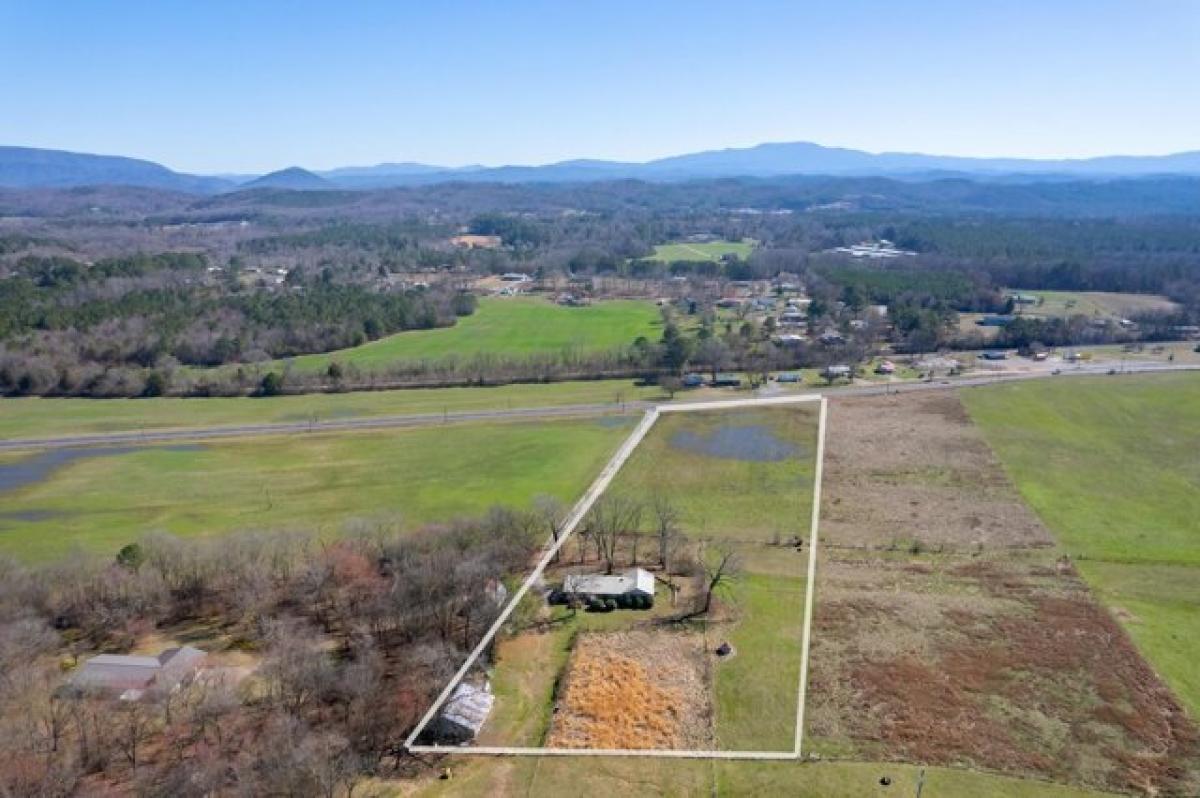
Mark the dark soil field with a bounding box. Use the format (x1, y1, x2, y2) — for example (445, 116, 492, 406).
(806, 392, 1200, 795)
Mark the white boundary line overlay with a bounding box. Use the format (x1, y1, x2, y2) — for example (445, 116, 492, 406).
(406, 393, 828, 760)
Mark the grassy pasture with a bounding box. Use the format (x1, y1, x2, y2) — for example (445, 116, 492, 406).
(0, 379, 660, 442)
(647, 239, 755, 262)
(613, 406, 819, 544)
(964, 372, 1200, 716)
(0, 417, 634, 562)
(414, 754, 1110, 797)
(713, 564, 806, 750)
(1007, 289, 1178, 319)
(282, 296, 662, 372)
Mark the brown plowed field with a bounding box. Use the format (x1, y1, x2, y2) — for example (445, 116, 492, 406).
(805, 391, 1199, 795)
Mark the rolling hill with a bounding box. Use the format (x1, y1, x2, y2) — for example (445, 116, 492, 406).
(4, 142, 1200, 193)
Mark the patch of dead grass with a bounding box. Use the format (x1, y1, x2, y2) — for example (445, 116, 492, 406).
(547, 631, 712, 750)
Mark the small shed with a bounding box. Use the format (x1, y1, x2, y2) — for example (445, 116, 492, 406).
(431, 682, 495, 744)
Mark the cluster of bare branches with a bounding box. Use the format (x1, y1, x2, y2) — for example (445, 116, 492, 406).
(0, 508, 543, 796)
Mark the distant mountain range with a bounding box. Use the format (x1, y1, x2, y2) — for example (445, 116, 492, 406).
(3, 142, 1200, 194)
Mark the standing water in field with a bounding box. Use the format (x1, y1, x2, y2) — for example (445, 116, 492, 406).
(0, 444, 205, 495)
(669, 423, 803, 462)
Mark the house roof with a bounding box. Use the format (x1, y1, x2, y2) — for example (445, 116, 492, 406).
(563, 567, 655, 597)
(71, 646, 205, 694)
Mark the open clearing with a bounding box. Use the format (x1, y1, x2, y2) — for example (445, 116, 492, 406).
(1007, 289, 1179, 320)
(647, 240, 755, 262)
(806, 390, 1199, 795)
(0, 378, 660, 442)
(0, 416, 634, 562)
(281, 297, 662, 372)
(963, 372, 1200, 719)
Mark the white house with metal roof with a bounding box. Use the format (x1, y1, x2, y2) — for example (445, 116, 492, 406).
(562, 567, 655, 601)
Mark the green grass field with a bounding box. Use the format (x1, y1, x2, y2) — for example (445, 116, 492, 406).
(614, 406, 819, 543)
(1007, 289, 1178, 320)
(0, 379, 661, 441)
(963, 372, 1200, 717)
(0, 417, 634, 562)
(714, 565, 806, 750)
(647, 239, 755, 263)
(280, 296, 662, 372)
(414, 754, 1110, 797)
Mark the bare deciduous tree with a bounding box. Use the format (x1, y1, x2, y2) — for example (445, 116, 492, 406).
(534, 495, 568, 562)
(651, 493, 681, 573)
(701, 544, 741, 615)
(584, 495, 643, 574)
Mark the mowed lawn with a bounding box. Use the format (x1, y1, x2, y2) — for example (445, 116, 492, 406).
(284, 297, 662, 372)
(0, 379, 661, 441)
(0, 417, 634, 562)
(964, 373, 1200, 716)
(646, 239, 755, 262)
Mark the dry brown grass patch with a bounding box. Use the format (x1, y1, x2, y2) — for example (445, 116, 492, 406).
(547, 631, 712, 750)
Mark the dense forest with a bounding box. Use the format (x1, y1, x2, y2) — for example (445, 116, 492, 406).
(1, 174, 1198, 396)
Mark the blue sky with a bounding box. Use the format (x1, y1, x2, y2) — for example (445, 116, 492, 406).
(1, 0, 1197, 173)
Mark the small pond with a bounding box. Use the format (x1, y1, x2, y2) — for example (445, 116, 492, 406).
(669, 423, 803, 462)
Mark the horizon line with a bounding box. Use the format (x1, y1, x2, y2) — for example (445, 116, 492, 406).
(3, 140, 1198, 179)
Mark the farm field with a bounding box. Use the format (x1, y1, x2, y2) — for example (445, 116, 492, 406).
(963, 372, 1200, 718)
(0, 378, 660, 441)
(646, 239, 755, 262)
(0, 416, 635, 562)
(473, 404, 817, 753)
(1007, 289, 1179, 319)
(807, 390, 1199, 795)
(281, 296, 662, 372)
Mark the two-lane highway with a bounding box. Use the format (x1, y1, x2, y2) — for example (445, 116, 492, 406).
(2, 362, 1197, 452)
